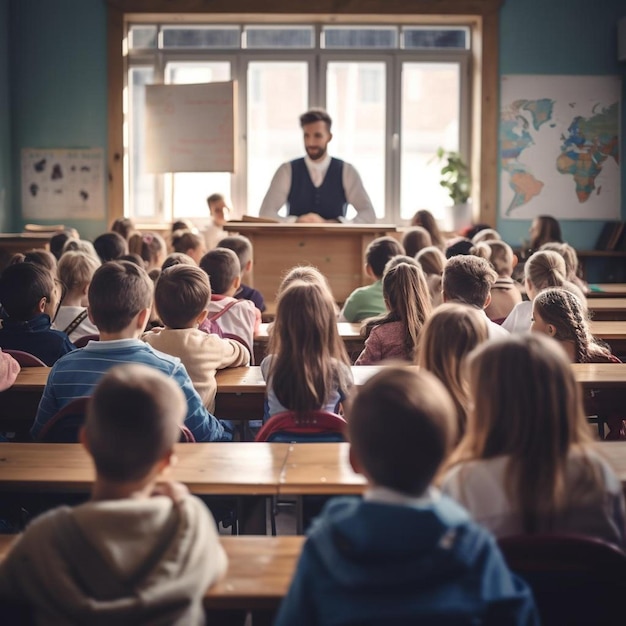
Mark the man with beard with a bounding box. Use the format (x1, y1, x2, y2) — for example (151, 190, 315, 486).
(259, 109, 376, 223)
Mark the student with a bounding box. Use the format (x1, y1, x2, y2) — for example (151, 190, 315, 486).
(0, 262, 74, 365)
(528, 214, 562, 252)
(442, 255, 509, 339)
(472, 240, 522, 324)
(93, 231, 128, 262)
(199, 248, 260, 353)
(129, 231, 167, 271)
(410, 209, 446, 249)
(171, 229, 206, 265)
(442, 333, 625, 547)
(401, 226, 431, 258)
(502, 249, 571, 333)
(540, 241, 588, 294)
(275, 366, 538, 626)
(532, 288, 618, 363)
(471, 227, 501, 244)
(162, 252, 196, 270)
(110, 216, 135, 240)
(261, 280, 353, 420)
(49, 228, 79, 260)
(417, 303, 489, 438)
(218, 234, 266, 312)
(203, 192, 230, 251)
(0, 349, 19, 392)
(9, 249, 57, 272)
(143, 264, 250, 413)
(0, 363, 227, 623)
(339, 236, 404, 323)
(61, 237, 100, 263)
(52, 251, 101, 342)
(415, 245, 447, 307)
(355, 260, 432, 365)
(32, 261, 228, 443)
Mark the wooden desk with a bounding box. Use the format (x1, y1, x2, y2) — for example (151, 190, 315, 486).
(254, 322, 363, 364)
(0, 443, 290, 495)
(0, 233, 51, 271)
(587, 284, 626, 298)
(587, 298, 626, 321)
(223, 222, 396, 304)
(0, 534, 303, 612)
(589, 321, 626, 355)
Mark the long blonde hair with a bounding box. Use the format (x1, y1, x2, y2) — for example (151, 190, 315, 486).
(268, 280, 351, 415)
(417, 303, 488, 436)
(452, 333, 596, 533)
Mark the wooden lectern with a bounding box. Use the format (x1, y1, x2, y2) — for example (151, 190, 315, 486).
(222, 222, 397, 304)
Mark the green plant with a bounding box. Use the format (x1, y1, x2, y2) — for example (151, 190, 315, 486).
(433, 147, 471, 205)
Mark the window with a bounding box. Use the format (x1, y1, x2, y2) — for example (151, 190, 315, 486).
(125, 22, 470, 225)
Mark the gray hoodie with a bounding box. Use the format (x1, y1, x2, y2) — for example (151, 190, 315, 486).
(0, 495, 227, 625)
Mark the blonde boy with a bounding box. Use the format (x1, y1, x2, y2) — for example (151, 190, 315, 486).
(0, 364, 227, 623)
(144, 264, 250, 413)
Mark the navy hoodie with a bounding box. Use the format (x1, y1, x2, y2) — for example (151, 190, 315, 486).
(274, 495, 538, 626)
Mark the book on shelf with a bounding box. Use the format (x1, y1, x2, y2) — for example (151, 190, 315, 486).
(595, 221, 625, 251)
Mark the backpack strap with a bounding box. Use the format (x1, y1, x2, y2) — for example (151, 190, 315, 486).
(63, 310, 88, 337)
(207, 299, 241, 323)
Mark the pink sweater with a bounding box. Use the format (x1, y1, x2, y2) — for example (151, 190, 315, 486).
(355, 321, 412, 365)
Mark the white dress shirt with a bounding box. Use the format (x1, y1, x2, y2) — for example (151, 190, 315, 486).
(259, 154, 376, 223)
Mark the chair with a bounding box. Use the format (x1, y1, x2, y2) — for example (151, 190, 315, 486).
(38, 397, 90, 442)
(3, 349, 47, 367)
(254, 410, 346, 443)
(499, 534, 626, 626)
(73, 333, 99, 348)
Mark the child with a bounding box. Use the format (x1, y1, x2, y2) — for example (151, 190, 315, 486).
(415, 245, 447, 307)
(442, 255, 509, 339)
(401, 226, 431, 258)
(171, 229, 206, 265)
(417, 303, 488, 437)
(52, 251, 101, 342)
(218, 234, 266, 312)
(203, 192, 230, 250)
(9, 249, 57, 272)
(0, 363, 227, 623)
(532, 288, 618, 363)
(441, 333, 625, 547)
(93, 231, 128, 262)
(32, 260, 227, 443)
(410, 209, 446, 249)
(110, 216, 135, 240)
(275, 366, 538, 626)
(144, 264, 250, 413)
(199, 248, 260, 353)
(0, 262, 74, 365)
(540, 241, 588, 294)
(61, 237, 100, 263)
(473, 240, 522, 323)
(339, 236, 404, 322)
(129, 231, 167, 271)
(471, 227, 501, 244)
(355, 260, 432, 365)
(502, 249, 569, 333)
(162, 252, 196, 270)
(261, 280, 353, 420)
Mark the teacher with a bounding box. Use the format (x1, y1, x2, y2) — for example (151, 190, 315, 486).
(259, 109, 376, 224)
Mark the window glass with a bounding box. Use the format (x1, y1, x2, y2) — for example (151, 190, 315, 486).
(323, 26, 397, 49)
(402, 27, 468, 49)
(161, 26, 240, 49)
(244, 26, 314, 49)
(129, 26, 157, 49)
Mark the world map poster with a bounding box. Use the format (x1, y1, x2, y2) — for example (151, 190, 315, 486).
(500, 75, 620, 220)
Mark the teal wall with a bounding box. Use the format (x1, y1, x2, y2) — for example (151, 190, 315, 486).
(0, 0, 11, 232)
(9, 0, 108, 240)
(498, 0, 626, 250)
(4, 0, 626, 248)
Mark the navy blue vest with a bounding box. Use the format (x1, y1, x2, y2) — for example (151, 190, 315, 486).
(287, 158, 347, 220)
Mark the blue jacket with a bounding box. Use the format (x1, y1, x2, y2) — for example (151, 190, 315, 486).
(0, 313, 75, 366)
(274, 496, 538, 626)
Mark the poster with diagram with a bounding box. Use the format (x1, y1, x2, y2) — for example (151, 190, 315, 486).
(21, 148, 105, 220)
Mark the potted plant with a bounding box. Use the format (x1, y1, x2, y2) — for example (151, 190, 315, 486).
(432, 147, 472, 231)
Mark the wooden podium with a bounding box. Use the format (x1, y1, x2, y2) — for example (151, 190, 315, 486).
(222, 222, 397, 304)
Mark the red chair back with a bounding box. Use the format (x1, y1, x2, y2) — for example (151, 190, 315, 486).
(37, 396, 90, 442)
(255, 410, 346, 443)
(3, 349, 46, 367)
(73, 334, 99, 348)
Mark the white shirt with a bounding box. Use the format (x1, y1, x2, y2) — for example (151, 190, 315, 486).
(259, 154, 376, 224)
(501, 300, 533, 334)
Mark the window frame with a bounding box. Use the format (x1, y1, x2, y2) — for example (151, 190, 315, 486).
(107, 1, 502, 228)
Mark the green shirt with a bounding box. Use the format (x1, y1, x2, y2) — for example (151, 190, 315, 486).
(340, 280, 386, 322)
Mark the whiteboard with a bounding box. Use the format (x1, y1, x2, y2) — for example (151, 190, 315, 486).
(21, 148, 105, 220)
(145, 81, 236, 173)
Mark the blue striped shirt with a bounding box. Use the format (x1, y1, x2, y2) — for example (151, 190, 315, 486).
(32, 339, 226, 442)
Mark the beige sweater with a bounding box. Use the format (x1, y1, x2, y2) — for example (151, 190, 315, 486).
(143, 327, 250, 413)
(0, 495, 227, 625)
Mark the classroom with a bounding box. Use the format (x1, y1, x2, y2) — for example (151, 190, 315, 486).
(1, 1, 626, 625)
